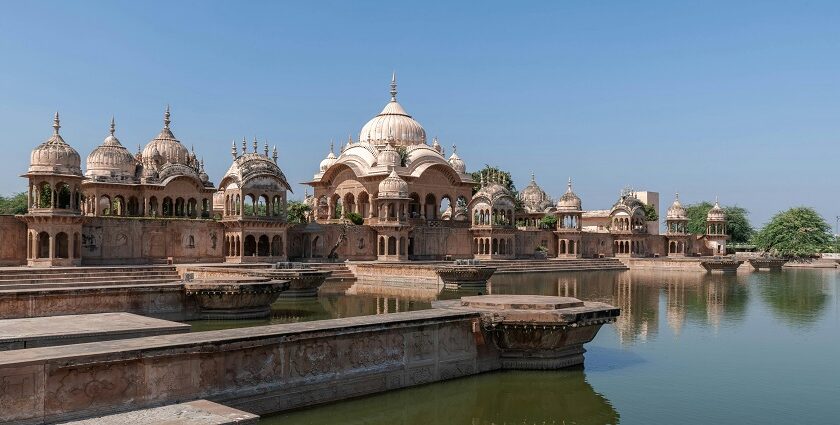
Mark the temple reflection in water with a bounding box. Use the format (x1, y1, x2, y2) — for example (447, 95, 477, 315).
(191, 269, 833, 345)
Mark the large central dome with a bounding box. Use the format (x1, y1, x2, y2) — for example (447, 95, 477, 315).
(358, 74, 426, 147)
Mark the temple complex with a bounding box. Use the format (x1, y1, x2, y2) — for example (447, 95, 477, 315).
(1, 76, 731, 268)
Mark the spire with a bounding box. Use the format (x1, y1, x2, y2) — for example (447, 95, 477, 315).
(272, 145, 278, 163)
(231, 140, 237, 159)
(452, 144, 457, 154)
(264, 140, 269, 157)
(241, 137, 247, 153)
(675, 192, 680, 201)
(390, 71, 397, 101)
(164, 105, 171, 130)
(348, 134, 353, 145)
(253, 136, 258, 153)
(52, 111, 60, 135)
(567, 177, 573, 192)
(329, 140, 335, 155)
(199, 157, 205, 172)
(530, 171, 535, 183)
(109, 116, 115, 136)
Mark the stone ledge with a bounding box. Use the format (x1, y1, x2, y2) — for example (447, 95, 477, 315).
(0, 309, 479, 366)
(60, 399, 258, 424)
(0, 312, 190, 351)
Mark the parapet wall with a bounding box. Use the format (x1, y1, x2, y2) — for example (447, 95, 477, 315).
(81, 217, 224, 265)
(0, 216, 26, 266)
(0, 309, 495, 424)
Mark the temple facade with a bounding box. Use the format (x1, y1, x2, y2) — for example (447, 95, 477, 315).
(2, 76, 731, 267)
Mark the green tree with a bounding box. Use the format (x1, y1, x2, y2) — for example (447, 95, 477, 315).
(753, 207, 833, 258)
(642, 203, 658, 221)
(286, 200, 311, 224)
(540, 214, 557, 230)
(469, 164, 523, 211)
(0, 192, 28, 215)
(684, 202, 753, 243)
(396, 146, 409, 167)
(346, 212, 364, 225)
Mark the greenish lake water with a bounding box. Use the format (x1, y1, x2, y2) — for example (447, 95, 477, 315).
(190, 269, 840, 424)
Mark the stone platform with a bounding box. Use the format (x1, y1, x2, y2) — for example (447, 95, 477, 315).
(62, 399, 258, 424)
(0, 312, 190, 351)
(0, 295, 617, 423)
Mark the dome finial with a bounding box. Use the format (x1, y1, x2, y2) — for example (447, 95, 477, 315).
(567, 177, 573, 192)
(390, 71, 397, 101)
(264, 140, 269, 157)
(53, 111, 61, 135)
(109, 116, 115, 136)
(253, 136, 258, 153)
(272, 145, 278, 163)
(530, 171, 535, 182)
(452, 144, 457, 153)
(329, 140, 334, 154)
(675, 192, 680, 201)
(164, 105, 171, 130)
(231, 140, 237, 159)
(241, 137, 247, 153)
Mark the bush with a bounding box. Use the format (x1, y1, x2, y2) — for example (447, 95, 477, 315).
(346, 212, 364, 225)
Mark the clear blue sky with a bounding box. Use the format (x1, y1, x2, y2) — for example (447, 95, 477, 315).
(1, 1, 838, 228)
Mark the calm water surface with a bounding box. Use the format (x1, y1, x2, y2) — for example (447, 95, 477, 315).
(191, 269, 840, 424)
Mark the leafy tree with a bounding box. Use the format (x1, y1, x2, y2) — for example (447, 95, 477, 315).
(346, 212, 364, 225)
(469, 164, 523, 211)
(396, 146, 409, 167)
(753, 207, 833, 258)
(540, 214, 557, 230)
(684, 202, 753, 243)
(0, 192, 28, 215)
(286, 200, 311, 224)
(642, 203, 658, 221)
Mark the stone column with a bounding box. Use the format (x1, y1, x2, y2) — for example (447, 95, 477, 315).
(48, 234, 55, 260)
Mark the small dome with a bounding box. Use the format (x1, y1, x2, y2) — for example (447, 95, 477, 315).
(432, 137, 442, 153)
(85, 118, 137, 180)
(448, 148, 466, 174)
(28, 112, 83, 176)
(141, 107, 190, 166)
(520, 173, 554, 213)
(319, 144, 338, 172)
(666, 193, 687, 220)
(376, 141, 401, 168)
(358, 74, 426, 147)
(377, 169, 408, 199)
(707, 199, 726, 222)
(556, 178, 582, 211)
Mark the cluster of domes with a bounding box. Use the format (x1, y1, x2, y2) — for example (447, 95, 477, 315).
(28, 113, 82, 176)
(474, 171, 514, 202)
(666, 193, 687, 220)
(556, 178, 582, 211)
(358, 74, 426, 147)
(377, 169, 409, 199)
(85, 118, 138, 181)
(520, 174, 554, 213)
(376, 141, 401, 168)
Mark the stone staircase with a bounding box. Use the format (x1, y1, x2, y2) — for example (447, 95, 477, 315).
(304, 263, 357, 284)
(0, 266, 182, 291)
(479, 258, 628, 274)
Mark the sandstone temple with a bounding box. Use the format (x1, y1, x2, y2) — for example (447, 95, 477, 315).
(0, 76, 731, 267)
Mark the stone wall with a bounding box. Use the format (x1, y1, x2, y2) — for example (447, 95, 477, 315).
(0, 310, 497, 424)
(0, 216, 26, 266)
(0, 284, 194, 320)
(81, 218, 224, 265)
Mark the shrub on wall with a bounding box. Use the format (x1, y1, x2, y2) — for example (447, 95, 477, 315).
(346, 212, 364, 225)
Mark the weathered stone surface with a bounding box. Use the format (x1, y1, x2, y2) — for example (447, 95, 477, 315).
(0, 313, 190, 350)
(61, 399, 258, 424)
(0, 309, 486, 424)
